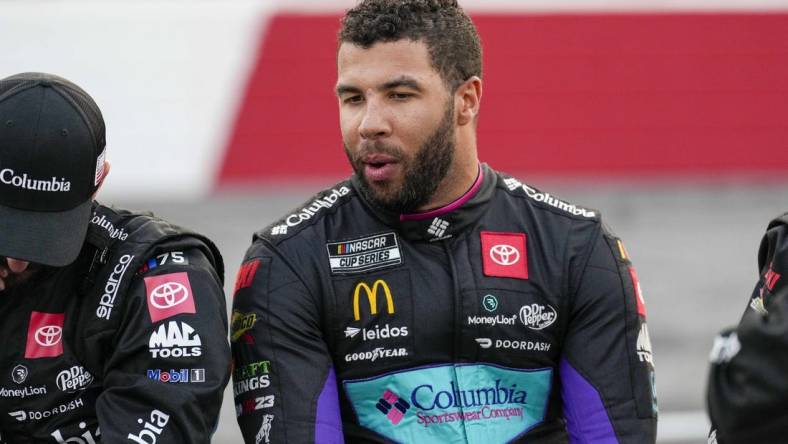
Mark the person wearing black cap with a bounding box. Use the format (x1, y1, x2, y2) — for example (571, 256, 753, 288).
(0, 72, 229, 443)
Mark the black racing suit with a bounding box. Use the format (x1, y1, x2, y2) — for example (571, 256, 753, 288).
(707, 213, 788, 444)
(0, 203, 229, 443)
(232, 164, 658, 443)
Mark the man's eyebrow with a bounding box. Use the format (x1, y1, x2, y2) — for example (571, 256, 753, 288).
(335, 84, 362, 96)
(381, 77, 423, 92)
(335, 77, 424, 96)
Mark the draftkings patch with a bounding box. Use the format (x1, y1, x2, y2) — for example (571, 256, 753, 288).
(326, 232, 402, 274)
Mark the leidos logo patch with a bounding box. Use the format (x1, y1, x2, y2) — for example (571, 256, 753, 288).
(144, 272, 196, 323)
(25, 312, 65, 359)
(353, 280, 395, 321)
(327, 233, 402, 274)
(480, 232, 528, 280)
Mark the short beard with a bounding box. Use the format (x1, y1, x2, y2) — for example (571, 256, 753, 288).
(346, 100, 455, 214)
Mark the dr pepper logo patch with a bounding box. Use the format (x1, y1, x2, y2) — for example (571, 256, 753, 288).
(480, 231, 528, 280)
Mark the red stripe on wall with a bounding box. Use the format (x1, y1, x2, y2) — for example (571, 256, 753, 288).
(219, 13, 788, 184)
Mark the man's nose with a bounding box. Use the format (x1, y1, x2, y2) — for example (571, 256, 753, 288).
(6, 258, 30, 274)
(358, 99, 391, 140)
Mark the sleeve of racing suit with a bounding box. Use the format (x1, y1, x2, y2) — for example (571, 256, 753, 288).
(95, 248, 230, 443)
(707, 219, 788, 444)
(231, 241, 344, 444)
(559, 225, 658, 443)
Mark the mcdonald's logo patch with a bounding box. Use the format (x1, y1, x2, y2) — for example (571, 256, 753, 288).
(353, 280, 395, 321)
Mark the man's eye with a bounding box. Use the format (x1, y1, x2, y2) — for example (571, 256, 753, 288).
(390, 93, 412, 100)
(344, 95, 364, 104)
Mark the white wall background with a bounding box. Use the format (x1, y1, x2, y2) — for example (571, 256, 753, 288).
(1, 1, 271, 200)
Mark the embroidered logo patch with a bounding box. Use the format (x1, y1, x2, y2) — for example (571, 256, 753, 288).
(481, 232, 528, 280)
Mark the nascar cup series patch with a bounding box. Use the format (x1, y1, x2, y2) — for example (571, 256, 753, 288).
(326, 232, 402, 275)
(344, 363, 551, 443)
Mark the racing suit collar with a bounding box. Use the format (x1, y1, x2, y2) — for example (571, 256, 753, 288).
(352, 163, 497, 242)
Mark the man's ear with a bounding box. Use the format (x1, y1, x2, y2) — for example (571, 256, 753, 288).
(456, 76, 482, 126)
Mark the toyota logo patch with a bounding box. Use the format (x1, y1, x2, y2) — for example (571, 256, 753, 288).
(34, 325, 63, 347)
(25, 311, 65, 358)
(489, 244, 520, 266)
(144, 271, 196, 322)
(480, 232, 528, 280)
(150, 282, 190, 309)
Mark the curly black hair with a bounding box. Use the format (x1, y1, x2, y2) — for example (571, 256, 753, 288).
(339, 0, 482, 91)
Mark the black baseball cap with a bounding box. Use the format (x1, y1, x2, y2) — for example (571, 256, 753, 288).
(0, 72, 106, 267)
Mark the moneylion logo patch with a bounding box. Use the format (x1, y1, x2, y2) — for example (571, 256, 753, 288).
(327, 233, 402, 274)
(352, 280, 395, 321)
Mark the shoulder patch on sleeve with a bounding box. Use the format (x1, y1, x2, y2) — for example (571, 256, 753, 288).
(143, 272, 197, 323)
(234, 259, 262, 295)
(496, 173, 599, 220)
(137, 251, 190, 274)
(256, 180, 354, 244)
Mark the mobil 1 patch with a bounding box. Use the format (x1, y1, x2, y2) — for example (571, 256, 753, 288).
(326, 232, 402, 274)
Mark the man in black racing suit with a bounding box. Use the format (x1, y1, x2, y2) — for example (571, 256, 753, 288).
(231, 1, 658, 442)
(707, 212, 788, 444)
(0, 72, 229, 443)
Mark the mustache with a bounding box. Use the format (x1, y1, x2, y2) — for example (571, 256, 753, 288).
(354, 141, 404, 161)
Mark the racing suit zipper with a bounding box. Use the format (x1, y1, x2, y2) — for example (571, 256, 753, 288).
(442, 240, 462, 360)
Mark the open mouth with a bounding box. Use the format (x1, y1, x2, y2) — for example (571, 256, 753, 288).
(362, 153, 399, 182)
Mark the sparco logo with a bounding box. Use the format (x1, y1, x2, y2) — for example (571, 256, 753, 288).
(89, 214, 129, 241)
(0, 168, 71, 192)
(489, 244, 520, 266)
(281, 186, 350, 229)
(96, 254, 134, 320)
(56, 366, 94, 393)
(148, 321, 202, 358)
(149, 282, 189, 309)
(519, 304, 557, 330)
(34, 325, 62, 347)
